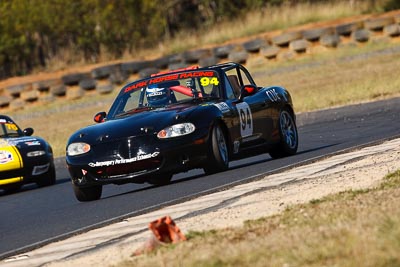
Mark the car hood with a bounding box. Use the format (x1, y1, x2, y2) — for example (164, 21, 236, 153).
(0, 136, 47, 150)
(69, 102, 216, 144)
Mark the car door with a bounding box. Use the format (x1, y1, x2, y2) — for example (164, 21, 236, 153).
(223, 67, 273, 152)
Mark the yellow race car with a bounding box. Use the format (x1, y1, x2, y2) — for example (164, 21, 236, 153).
(0, 115, 55, 194)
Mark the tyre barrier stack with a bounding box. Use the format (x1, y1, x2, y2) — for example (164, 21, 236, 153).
(1, 10, 400, 111)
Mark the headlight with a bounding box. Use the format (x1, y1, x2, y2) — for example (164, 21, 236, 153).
(27, 150, 46, 157)
(67, 142, 91, 156)
(157, 123, 195, 139)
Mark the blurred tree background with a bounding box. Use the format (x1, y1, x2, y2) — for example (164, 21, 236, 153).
(0, 0, 397, 79)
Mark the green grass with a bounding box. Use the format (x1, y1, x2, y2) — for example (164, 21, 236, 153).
(119, 170, 400, 267)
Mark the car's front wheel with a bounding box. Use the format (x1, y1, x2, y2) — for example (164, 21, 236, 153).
(72, 183, 102, 201)
(203, 123, 229, 175)
(269, 109, 298, 159)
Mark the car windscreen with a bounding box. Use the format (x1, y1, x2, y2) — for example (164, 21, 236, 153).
(0, 118, 22, 138)
(107, 70, 221, 119)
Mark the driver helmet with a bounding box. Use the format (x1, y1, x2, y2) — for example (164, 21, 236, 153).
(186, 79, 195, 89)
(146, 84, 169, 106)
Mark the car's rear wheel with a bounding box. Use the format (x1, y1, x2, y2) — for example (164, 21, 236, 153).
(269, 109, 298, 159)
(147, 173, 173, 186)
(72, 183, 102, 202)
(204, 123, 229, 175)
(37, 164, 56, 187)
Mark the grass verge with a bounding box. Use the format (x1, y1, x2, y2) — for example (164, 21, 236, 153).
(119, 170, 400, 267)
(162, 1, 377, 55)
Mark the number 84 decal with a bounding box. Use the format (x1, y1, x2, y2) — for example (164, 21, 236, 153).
(236, 102, 253, 137)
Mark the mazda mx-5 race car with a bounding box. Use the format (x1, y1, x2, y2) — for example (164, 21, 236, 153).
(66, 62, 298, 201)
(0, 115, 56, 194)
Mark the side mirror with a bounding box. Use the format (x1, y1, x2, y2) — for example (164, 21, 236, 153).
(94, 112, 107, 123)
(238, 85, 257, 101)
(23, 127, 34, 136)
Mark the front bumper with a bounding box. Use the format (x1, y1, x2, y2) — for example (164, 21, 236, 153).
(0, 154, 52, 186)
(67, 131, 210, 186)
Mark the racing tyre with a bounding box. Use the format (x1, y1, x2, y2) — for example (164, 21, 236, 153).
(37, 164, 56, 187)
(148, 173, 173, 186)
(72, 183, 102, 202)
(269, 109, 298, 159)
(204, 123, 229, 174)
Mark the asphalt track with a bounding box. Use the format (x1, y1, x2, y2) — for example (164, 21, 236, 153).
(0, 97, 399, 260)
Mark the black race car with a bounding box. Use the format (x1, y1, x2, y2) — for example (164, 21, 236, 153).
(0, 115, 56, 193)
(66, 62, 298, 201)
